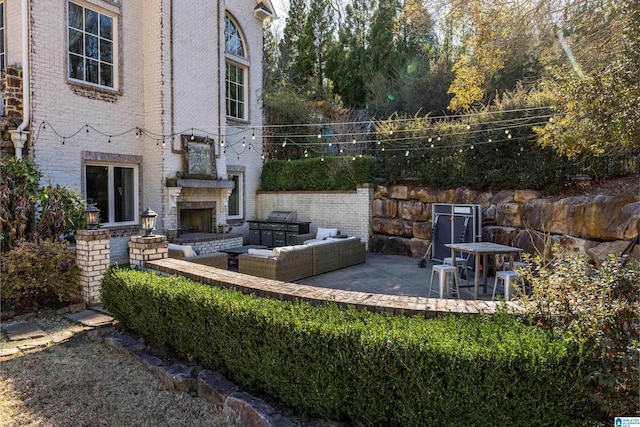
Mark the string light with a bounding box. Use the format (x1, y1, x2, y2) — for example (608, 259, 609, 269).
(190, 128, 195, 140)
(252, 129, 256, 140)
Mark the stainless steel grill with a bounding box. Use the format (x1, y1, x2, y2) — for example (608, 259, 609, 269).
(266, 210, 297, 222)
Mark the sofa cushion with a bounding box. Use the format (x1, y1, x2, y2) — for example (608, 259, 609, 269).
(168, 243, 195, 258)
(303, 239, 333, 246)
(247, 248, 277, 257)
(273, 245, 307, 255)
(315, 227, 339, 240)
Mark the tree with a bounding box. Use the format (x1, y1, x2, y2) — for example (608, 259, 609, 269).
(279, 0, 308, 84)
(325, 0, 374, 108)
(534, 0, 640, 162)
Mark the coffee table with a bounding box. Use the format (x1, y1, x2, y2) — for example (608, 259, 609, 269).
(220, 245, 268, 269)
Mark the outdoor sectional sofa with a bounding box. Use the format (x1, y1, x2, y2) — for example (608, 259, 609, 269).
(168, 243, 228, 270)
(237, 237, 366, 282)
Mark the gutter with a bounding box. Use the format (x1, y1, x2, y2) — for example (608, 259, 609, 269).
(9, 0, 31, 159)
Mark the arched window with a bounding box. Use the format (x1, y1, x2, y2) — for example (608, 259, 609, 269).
(224, 16, 248, 120)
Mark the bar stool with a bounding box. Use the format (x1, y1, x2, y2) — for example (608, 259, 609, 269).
(429, 265, 460, 299)
(492, 270, 520, 301)
(504, 260, 527, 270)
(444, 256, 470, 285)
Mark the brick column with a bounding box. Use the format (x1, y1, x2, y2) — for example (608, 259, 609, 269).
(129, 235, 168, 267)
(76, 229, 111, 305)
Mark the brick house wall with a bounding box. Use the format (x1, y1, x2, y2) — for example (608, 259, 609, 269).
(2, 0, 272, 264)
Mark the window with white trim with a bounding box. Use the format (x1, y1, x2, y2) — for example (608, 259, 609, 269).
(0, 2, 5, 71)
(225, 15, 248, 120)
(68, 1, 117, 89)
(85, 163, 138, 226)
(227, 172, 244, 220)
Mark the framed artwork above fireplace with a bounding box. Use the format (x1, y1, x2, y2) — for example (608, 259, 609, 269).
(181, 134, 217, 179)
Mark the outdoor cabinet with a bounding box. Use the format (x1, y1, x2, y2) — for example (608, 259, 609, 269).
(247, 220, 310, 247)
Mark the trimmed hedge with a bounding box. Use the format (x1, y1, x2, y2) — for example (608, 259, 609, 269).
(102, 268, 596, 426)
(260, 156, 377, 191)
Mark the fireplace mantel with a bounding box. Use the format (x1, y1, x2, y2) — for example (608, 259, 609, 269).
(176, 179, 234, 189)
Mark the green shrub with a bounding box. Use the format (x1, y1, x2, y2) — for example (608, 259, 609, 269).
(0, 158, 41, 250)
(1, 240, 81, 311)
(520, 250, 640, 419)
(260, 156, 377, 191)
(102, 267, 596, 426)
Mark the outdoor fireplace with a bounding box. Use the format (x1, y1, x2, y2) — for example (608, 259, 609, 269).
(178, 201, 216, 235)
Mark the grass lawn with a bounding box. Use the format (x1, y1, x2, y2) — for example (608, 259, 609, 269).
(0, 332, 237, 427)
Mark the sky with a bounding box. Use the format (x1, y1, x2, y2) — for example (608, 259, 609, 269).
(271, 0, 289, 18)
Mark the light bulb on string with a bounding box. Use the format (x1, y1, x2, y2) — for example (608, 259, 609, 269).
(377, 140, 381, 145)
(62, 137, 65, 145)
(190, 129, 195, 140)
(428, 137, 432, 143)
(261, 154, 265, 160)
(470, 145, 475, 150)
(437, 136, 441, 141)
(430, 143, 434, 148)
(352, 138, 356, 144)
(488, 138, 492, 143)
(108, 136, 111, 144)
(352, 156, 356, 161)
(508, 134, 512, 139)
(389, 130, 393, 135)
(86, 124, 89, 134)
(405, 150, 409, 157)
(459, 148, 463, 153)
(282, 141, 286, 148)
(321, 156, 325, 161)
(466, 123, 471, 130)
(381, 147, 385, 152)
(136, 128, 140, 139)
(339, 148, 344, 154)
(42, 122, 46, 130)
(252, 129, 256, 140)
(162, 140, 166, 148)
(317, 132, 322, 139)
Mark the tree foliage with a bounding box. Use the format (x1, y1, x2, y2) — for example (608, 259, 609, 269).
(265, 0, 639, 179)
(534, 0, 640, 159)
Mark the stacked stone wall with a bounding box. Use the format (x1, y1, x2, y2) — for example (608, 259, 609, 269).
(371, 184, 640, 266)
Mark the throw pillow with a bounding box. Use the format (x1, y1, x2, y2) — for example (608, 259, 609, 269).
(316, 227, 339, 240)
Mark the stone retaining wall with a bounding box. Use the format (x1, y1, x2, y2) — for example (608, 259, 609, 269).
(370, 184, 640, 266)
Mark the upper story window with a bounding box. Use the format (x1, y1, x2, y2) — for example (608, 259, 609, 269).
(0, 2, 5, 71)
(68, 1, 117, 89)
(225, 16, 244, 57)
(224, 15, 248, 121)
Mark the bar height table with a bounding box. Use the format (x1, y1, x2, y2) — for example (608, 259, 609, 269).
(444, 242, 523, 299)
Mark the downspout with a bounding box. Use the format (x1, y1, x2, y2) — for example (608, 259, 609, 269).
(9, 0, 30, 159)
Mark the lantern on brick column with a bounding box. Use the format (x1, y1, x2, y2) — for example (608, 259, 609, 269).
(141, 207, 157, 237)
(85, 204, 100, 230)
